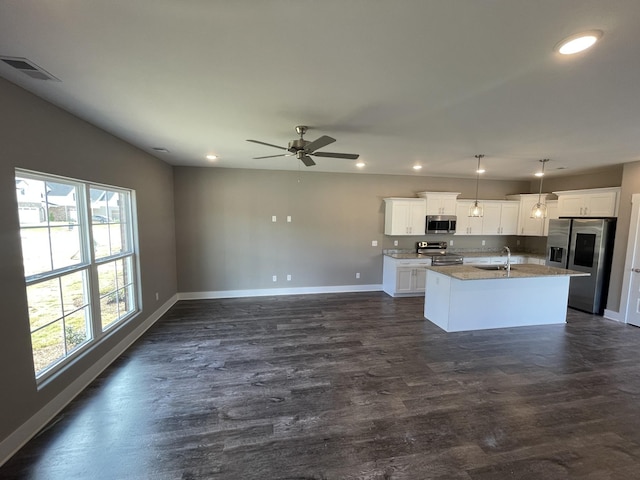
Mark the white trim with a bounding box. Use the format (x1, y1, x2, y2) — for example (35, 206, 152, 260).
(178, 284, 383, 300)
(604, 309, 623, 322)
(0, 294, 178, 467)
(619, 193, 640, 325)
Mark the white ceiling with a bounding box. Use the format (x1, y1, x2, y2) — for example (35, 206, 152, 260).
(1, 0, 640, 180)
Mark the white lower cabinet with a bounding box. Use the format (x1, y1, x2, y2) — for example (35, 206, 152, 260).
(383, 256, 432, 297)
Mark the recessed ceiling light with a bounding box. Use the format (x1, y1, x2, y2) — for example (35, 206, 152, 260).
(355, 161, 365, 168)
(206, 154, 218, 160)
(413, 165, 422, 171)
(556, 30, 602, 55)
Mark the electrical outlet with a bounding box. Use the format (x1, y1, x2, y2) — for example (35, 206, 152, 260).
(272, 275, 277, 282)
(393, 240, 398, 246)
(287, 274, 291, 281)
(371, 240, 378, 247)
(272, 215, 277, 222)
(482, 240, 486, 246)
(449, 240, 453, 246)
(287, 216, 292, 223)
(155, 292, 159, 301)
(517, 239, 521, 246)
(356, 272, 360, 279)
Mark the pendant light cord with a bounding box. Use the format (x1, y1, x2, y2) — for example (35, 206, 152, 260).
(537, 159, 548, 204)
(474, 154, 484, 206)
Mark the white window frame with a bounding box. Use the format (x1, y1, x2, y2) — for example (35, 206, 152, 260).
(15, 169, 141, 384)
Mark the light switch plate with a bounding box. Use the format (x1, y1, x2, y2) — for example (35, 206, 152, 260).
(272, 215, 277, 222)
(372, 240, 378, 247)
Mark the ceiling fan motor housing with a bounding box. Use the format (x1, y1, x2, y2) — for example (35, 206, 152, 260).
(288, 139, 309, 152)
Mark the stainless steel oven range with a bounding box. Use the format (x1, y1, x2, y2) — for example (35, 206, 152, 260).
(417, 241, 463, 266)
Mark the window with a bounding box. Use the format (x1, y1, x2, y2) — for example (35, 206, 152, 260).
(15, 170, 139, 380)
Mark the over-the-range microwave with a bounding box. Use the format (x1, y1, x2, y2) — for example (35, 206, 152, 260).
(426, 215, 457, 234)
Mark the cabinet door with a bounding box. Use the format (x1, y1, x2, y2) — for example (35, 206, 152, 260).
(414, 268, 427, 292)
(439, 196, 458, 215)
(481, 202, 502, 235)
(396, 268, 415, 293)
(425, 194, 458, 215)
(455, 201, 483, 235)
(408, 202, 426, 235)
(518, 197, 545, 236)
(500, 203, 520, 235)
(385, 199, 425, 235)
(586, 192, 617, 216)
(557, 194, 585, 217)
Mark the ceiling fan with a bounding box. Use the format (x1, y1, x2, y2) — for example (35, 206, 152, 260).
(247, 125, 359, 167)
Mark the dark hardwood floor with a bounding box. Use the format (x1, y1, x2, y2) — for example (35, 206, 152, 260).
(3, 292, 640, 479)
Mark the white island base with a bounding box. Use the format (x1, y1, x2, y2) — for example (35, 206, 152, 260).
(424, 270, 571, 332)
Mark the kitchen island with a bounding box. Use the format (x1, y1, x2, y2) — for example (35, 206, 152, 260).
(424, 264, 588, 332)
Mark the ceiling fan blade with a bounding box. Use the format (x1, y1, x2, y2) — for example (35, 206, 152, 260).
(253, 154, 290, 159)
(304, 135, 336, 153)
(247, 139, 287, 150)
(312, 151, 360, 160)
(301, 155, 316, 167)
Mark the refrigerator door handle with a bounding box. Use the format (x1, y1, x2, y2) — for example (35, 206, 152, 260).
(633, 268, 640, 273)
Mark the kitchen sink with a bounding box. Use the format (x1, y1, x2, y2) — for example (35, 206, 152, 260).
(473, 264, 513, 271)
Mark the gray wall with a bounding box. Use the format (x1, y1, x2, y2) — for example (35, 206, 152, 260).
(0, 78, 177, 448)
(529, 165, 624, 193)
(173, 167, 529, 292)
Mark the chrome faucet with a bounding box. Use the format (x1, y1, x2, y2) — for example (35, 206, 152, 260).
(503, 246, 511, 274)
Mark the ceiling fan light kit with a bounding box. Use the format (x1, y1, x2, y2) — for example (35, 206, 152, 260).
(247, 125, 359, 167)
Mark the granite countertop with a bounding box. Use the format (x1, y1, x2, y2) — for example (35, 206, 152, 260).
(384, 250, 545, 260)
(425, 263, 589, 281)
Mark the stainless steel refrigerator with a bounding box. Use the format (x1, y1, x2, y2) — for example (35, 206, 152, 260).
(545, 218, 616, 314)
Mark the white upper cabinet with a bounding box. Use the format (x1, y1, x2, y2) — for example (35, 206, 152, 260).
(507, 194, 553, 236)
(383, 198, 426, 235)
(481, 201, 519, 235)
(417, 192, 460, 215)
(554, 188, 620, 217)
(455, 201, 483, 235)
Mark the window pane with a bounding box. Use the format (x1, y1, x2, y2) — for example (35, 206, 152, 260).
(27, 278, 62, 331)
(21, 227, 52, 276)
(109, 224, 123, 254)
(100, 294, 119, 330)
(117, 287, 135, 317)
(31, 321, 65, 374)
(98, 262, 117, 294)
(50, 226, 82, 270)
(92, 223, 110, 259)
(65, 309, 90, 351)
(16, 177, 46, 227)
(61, 270, 89, 314)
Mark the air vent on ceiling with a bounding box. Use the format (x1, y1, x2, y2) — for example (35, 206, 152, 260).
(152, 147, 170, 153)
(0, 56, 60, 81)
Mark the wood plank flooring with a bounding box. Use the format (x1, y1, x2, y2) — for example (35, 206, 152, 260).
(4, 292, 640, 479)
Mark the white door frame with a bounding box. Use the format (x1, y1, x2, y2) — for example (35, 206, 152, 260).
(620, 193, 640, 324)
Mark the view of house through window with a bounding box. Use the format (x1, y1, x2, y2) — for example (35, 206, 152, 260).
(15, 170, 139, 379)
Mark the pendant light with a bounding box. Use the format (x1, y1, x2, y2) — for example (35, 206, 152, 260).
(468, 154, 484, 217)
(530, 159, 550, 219)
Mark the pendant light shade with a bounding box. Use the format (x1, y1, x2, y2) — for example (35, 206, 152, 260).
(530, 159, 550, 219)
(468, 154, 484, 217)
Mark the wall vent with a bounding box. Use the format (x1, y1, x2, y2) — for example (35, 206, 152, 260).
(0, 56, 61, 81)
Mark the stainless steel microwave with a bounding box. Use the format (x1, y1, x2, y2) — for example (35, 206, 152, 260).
(426, 215, 457, 234)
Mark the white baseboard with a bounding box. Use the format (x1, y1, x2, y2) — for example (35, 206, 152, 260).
(178, 284, 383, 300)
(0, 294, 178, 467)
(604, 309, 623, 322)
